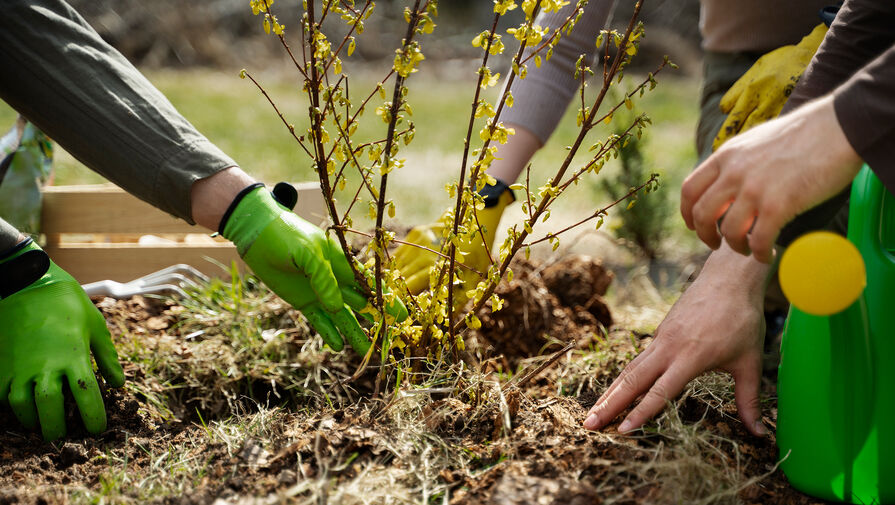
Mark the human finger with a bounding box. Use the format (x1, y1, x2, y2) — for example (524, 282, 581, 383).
(680, 159, 722, 229)
(713, 92, 757, 151)
(397, 253, 434, 281)
(295, 247, 344, 314)
(583, 348, 667, 431)
(332, 306, 370, 356)
(740, 87, 786, 133)
(747, 211, 784, 264)
(302, 305, 344, 351)
(617, 362, 698, 432)
(34, 371, 66, 441)
(718, 196, 757, 255)
(394, 228, 436, 268)
(592, 344, 656, 407)
(323, 238, 360, 286)
(67, 363, 108, 435)
(90, 314, 125, 388)
(731, 358, 767, 436)
(340, 287, 369, 313)
(8, 376, 38, 430)
(690, 178, 735, 250)
(718, 79, 744, 114)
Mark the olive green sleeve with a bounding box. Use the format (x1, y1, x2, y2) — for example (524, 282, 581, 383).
(0, 218, 22, 252)
(0, 0, 237, 223)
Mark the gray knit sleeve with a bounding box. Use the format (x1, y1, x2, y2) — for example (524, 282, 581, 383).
(500, 0, 614, 144)
(0, 218, 23, 252)
(0, 0, 237, 223)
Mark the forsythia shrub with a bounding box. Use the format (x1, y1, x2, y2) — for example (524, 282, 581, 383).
(241, 0, 673, 388)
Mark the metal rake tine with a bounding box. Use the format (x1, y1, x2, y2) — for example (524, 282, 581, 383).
(139, 264, 210, 284)
(136, 272, 203, 290)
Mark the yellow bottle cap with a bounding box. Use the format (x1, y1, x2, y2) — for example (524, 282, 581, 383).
(779, 231, 866, 316)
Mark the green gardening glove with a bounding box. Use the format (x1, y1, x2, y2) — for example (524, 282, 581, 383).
(221, 184, 406, 355)
(0, 239, 125, 441)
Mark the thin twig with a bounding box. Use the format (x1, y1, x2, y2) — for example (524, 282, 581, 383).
(242, 71, 313, 159)
(508, 340, 576, 391)
(371, 0, 425, 376)
(523, 173, 658, 247)
(341, 228, 485, 276)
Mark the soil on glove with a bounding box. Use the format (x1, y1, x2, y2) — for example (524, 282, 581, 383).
(0, 256, 824, 505)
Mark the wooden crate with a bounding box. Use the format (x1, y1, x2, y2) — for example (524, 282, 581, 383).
(41, 183, 327, 283)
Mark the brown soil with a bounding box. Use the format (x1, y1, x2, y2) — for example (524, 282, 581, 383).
(474, 256, 613, 368)
(0, 256, 827, 504)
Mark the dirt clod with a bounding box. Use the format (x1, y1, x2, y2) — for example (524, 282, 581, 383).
(475, 258, 612, 367)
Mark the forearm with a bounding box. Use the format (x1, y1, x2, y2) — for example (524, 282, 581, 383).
(0, 0, 236, 223)
(487, 124, 542, 184)
(832, 44, 895, 192)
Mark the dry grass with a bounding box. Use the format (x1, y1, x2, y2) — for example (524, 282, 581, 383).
(0, 270, 796, 505)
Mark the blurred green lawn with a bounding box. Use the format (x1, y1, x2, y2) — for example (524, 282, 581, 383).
(0, 64, 702, 253)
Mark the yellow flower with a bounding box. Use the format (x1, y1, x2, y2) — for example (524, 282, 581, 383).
(494, 0, 518, 15)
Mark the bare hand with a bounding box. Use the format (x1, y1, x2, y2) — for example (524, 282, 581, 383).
(583, 245, 770, 436)
(681, 96, 862, 263)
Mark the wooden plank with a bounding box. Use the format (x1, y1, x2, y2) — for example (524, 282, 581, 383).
(41, 182, 329, 234)
(44, 243, 245, 283)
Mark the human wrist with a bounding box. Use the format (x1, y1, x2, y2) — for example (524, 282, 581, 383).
(818, 96, 862, 174)
(190, 167, 258, 231)
(703, 243, 773, 297)
(487, 123, 542, 184)
(0, 236, 39, 261)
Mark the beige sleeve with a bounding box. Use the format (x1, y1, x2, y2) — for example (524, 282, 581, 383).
(500, 0, 615, 144)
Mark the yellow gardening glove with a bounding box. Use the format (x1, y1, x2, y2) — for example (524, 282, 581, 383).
(713, 23, 828, 151)
(395, 181, 514, 306)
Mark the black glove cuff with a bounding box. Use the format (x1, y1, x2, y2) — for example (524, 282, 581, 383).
(0, 238, 51, 299)
(819, 3, 841, 27)
(0, 237, 32, 260)
(217, 182, 265, 235)
(478, 179, 516, 208)
(217, 182, 300, 235)
(272, 182, 298, 211)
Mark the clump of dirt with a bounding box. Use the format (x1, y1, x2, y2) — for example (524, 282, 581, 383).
(474, 256, 613, 367)
(541, 254, 614, 327)
(95, 294, 175, 335)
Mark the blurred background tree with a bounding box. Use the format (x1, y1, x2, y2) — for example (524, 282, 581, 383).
(66, 0, 701, 73)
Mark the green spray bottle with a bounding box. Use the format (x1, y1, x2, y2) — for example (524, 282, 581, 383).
(777, 165, 895, 503)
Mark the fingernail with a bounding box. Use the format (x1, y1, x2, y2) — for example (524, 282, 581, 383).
(583, 413, 598, 430)
(753, 421, 768, 436)
(618, 420, 633, 433)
